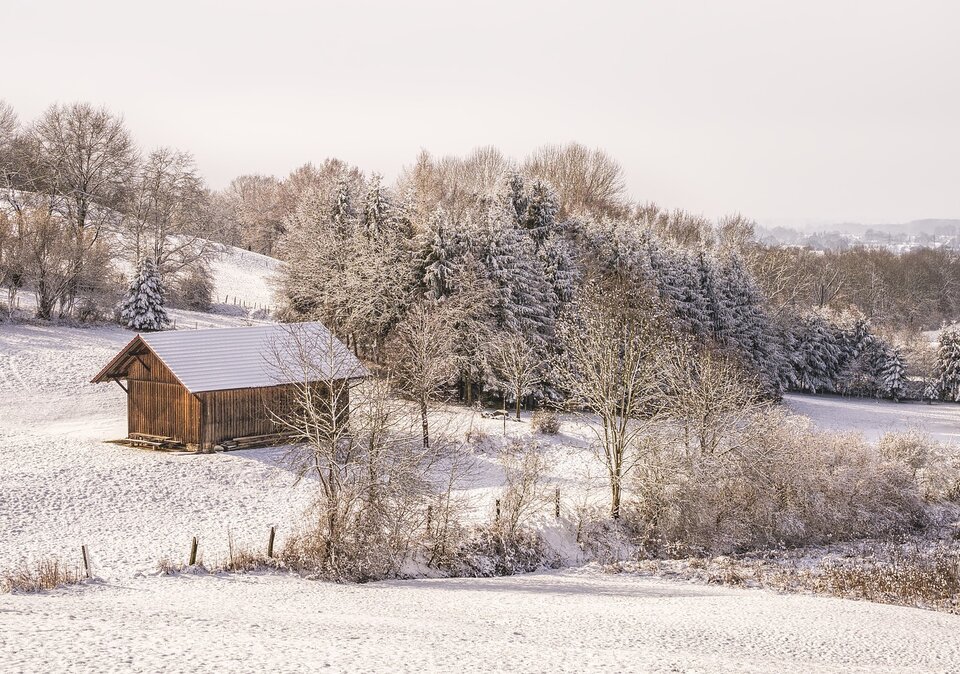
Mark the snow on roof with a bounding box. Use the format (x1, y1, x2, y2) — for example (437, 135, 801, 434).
(93, 322, 368, 393)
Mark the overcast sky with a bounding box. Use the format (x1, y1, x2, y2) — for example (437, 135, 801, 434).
(5, 0, 959, 226)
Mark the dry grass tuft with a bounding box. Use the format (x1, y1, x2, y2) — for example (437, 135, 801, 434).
(1, 558, 85, 593)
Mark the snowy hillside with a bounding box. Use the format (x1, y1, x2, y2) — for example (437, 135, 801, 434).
(207, 244, 282, 311)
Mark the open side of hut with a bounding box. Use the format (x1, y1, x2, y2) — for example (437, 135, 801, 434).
(91, 322, 367, 450)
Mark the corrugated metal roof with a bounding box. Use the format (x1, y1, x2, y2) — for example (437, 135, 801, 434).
(121, 322, 367, 393)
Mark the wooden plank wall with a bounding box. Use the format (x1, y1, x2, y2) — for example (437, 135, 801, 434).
(128, 381, 201, 444)
(121, 346, 354, 449)
(198, 385, 287, 447)
(197, 381, 350, 448)
(126, 350, 201, 445)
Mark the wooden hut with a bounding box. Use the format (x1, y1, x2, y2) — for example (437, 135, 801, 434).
(91, 322, 367, 450)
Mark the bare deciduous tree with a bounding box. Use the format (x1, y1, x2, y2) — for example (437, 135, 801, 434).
(523, 143, 626, 217)
(122, 147, 215, 278)
(499, 439, 550, 535)
(266, 324, 439, 579)
(386, 302, 460, 448)
(486, 332, 543, 420)
(663, 345, 763, 456)
(555, 277, 669, 519)
(28, 103, 136, 315)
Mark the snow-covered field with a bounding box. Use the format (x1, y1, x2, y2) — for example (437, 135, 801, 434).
(2, 569, 959, 672)
(784, 393, 960, 444)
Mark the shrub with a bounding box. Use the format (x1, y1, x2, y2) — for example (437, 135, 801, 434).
(531, 409, 561, 435)
(170, 264, 214, 311)
(627, 408, 928, 554)
(439, 524, 555, 577)
(810, 545, 960, 611)
(879, 430, 960, 501)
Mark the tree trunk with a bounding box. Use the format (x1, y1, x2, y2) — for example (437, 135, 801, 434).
(610, 471, 622, 520)
(420, 398, 430, 448)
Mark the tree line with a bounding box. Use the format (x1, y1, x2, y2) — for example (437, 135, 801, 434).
(3, 99, 957, 403)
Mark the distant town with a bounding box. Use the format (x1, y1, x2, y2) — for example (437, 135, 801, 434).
(758, 219, 960, 252)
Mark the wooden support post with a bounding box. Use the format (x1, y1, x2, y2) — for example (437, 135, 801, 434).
(81, 545, 91, 579)
(189, 536, 198, 566)
(555, 487, 561, 519)
(267, 526, 276, 558)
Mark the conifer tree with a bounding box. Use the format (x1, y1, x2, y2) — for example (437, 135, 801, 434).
(932, 329, 960, 401)
(120, 257, 169, 331)
(479, 205, 554, 349)
(416, 208, 460, 302)
(331, 179, 354, 237)
(523, 180, 559, 247)
(881, 347, 907, 401)
(539, 234, 578, 308)
(503, 171, 528, 226)
(361, 173, 389, 239)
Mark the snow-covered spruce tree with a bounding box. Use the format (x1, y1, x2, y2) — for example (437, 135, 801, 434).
(331, 178, 355, 238)
(787, 311, 843, 393)
(478, 203, 555, 352)
(503, 171, 528, 226)
(522, 179, 560, 248)
(120, 256, 169, 331)
(360, 173, 390, 239)
(538, 234, 578, 309)
(644, 238, 706, 336)
(880, 346, 907, 401)
(932, 329, 960, 401)
(415, 207, 461, 302)
(716, 255, 789, 395)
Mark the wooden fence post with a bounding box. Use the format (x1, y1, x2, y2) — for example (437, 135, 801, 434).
(555, 487, 561, 519)
(189, 536, 198, 566)
(267, 526, 276, 558)
(81, 545, 91, 579)
(495, 499, 501, 522)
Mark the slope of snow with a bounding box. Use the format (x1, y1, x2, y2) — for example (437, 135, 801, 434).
(3, 570, 959, 672)
(784, 393, 960, 444)
(208, 244, 282, 310)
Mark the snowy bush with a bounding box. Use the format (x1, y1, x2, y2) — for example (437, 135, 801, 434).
(531, 409, 561, 435)
(438, 524, 555, 577)
(626, 408, 928, 554)
(169, 264, 214, 311)
(878, 431, 960, 501)
(499, 440, 550, 535)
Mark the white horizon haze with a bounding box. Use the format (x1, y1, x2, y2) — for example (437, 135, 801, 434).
(5, 0, 959, 226)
